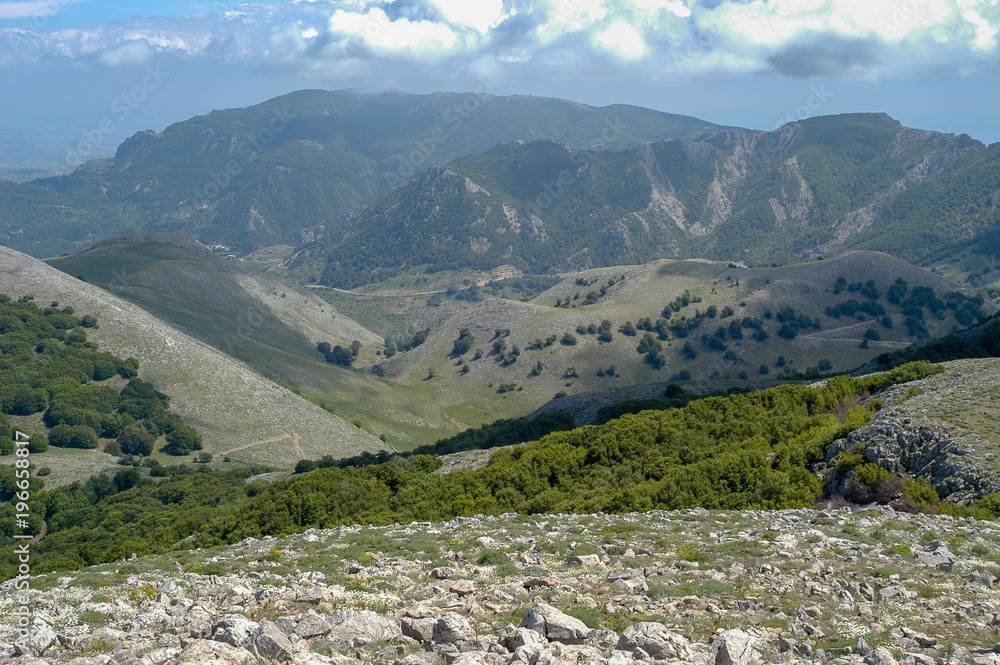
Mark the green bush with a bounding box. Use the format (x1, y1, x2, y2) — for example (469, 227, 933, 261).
(162, 425, 203, 456)
(901, 478, 939, 511)
(48, 424, 99, 449)
(26, 434, 48, 453)
(118, 425, 154, 456)
(477, 550, 508, 566)
(845, 463, 902, 503)
(836, 451, 865, 475)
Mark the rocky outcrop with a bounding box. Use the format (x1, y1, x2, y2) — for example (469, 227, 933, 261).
(823, 358, 1000, 503)
(825, 416, 999, 501)
(2, 508, 999, 665)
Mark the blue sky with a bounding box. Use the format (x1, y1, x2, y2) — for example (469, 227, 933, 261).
(2, 0, 999, 169)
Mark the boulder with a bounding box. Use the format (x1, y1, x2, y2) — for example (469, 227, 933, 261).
(444, 579, 477, 596)
(967, 570, 996, 587)
(293, 612, 331, 639)
(397, 652, 442, 665)
(173, 639, 257, 665)
(713, 628, 758, 665)
(327, 610, 400, 648)
(250, 620, 293, 660)
(433, 613, 478, 645)
(213, 614, 259, 649)
(402, 616, 438, 643)
(865, 646, 900, 665)
(520, 603, 595, 644)
(617, 622, 692, 660)
(498, 625, 547, 652)
(916, 541, 956, 571)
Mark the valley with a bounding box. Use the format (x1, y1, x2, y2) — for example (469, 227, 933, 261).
(31, 229, 994, 458)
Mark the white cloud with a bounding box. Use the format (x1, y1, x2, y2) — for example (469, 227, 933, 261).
(0, 1, 66, 20)
(427, 0, 504, 33)
(328, 7, 458, 53)
(96, 39, 155, 67)
(0, 0, 997, 83)
(595, 20, 647, 59)
(627, 0, 690, 18)
(962, 8, 999, 50)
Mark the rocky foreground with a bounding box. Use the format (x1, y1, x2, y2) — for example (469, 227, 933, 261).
(2, 507, 1000, 665)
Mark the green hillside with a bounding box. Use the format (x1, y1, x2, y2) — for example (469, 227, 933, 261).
(44, 234, 991, 451)
(45, 232, 481, 450)
(1, 359, 960, 579)
(47, 231, 381, 385)
(374, 252, 992, 419)
(0, 245, 387, 473)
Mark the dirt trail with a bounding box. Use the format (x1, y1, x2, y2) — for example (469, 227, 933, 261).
(307, 285, 457, 298)
(289, 431, 304, 459)
(219, 431, 302, 457)
(445, 413, 473, 430)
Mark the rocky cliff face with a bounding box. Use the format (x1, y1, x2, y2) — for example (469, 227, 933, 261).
(824, 358, 1000, 504)
(2, 507, 999, 665)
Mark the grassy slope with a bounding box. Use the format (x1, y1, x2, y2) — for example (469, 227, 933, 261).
(0, 244, 387, 476)
(378, 252, 993, 419)
(46, 232, 467, 451)
(33, 237, 994, 455)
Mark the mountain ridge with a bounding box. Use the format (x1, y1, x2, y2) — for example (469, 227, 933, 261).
(299, 113, 996, 286)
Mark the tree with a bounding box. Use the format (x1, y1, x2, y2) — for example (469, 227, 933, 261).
(49, 424, 99, 449)
(118, 425, 155, 456)
(981, 320, 1000, 356)
(451, 328, 475, 356)
(113, 468, 141, 491)
(597, 320, 613, 343)
(26, 433, 48, 453)
(162, 425, 203, 456)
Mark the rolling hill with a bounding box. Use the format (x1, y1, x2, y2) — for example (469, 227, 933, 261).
(372, 251, 993, 420)
(47, 231, 382, 386)
(0, 244, 388, 475)
(45, 232, 484, 450)
(44, 233, 992, 447)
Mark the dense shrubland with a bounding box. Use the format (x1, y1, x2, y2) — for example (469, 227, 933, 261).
(0, 295, 201, 458)
(1, 360, 957, 581)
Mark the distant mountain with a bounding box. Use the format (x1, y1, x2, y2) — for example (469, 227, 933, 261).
(0, 89, 726, 257)
(302, 114, 999, 287)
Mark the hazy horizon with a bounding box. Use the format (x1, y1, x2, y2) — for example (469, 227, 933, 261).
(2, 0, 999, 169)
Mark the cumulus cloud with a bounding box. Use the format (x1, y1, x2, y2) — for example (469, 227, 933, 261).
(0, 0, 997, 82)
